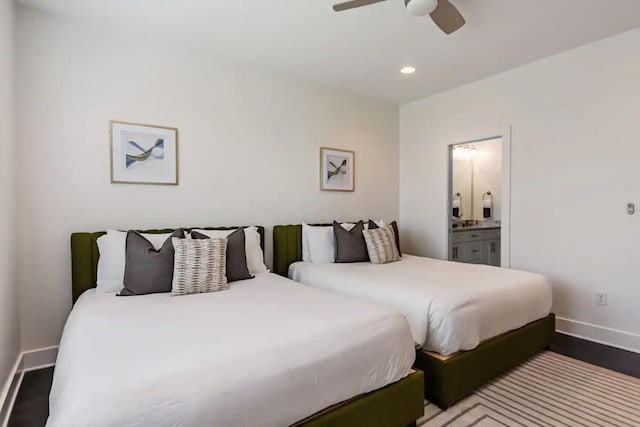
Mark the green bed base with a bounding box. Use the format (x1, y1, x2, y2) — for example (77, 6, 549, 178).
(69, 225, 424, 426)
(295, 370, 424, 427)
(272, 224, 556, 409)
(70, 226, 265, 303)
(416, 313, 555, 408)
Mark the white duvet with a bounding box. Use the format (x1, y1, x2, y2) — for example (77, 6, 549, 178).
(289, 255, 552, 356)
(47, 273, 415, 427)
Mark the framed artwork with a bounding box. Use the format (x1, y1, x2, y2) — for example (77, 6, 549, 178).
(110, 121, 178, 185)
(320, 147, 354, 192)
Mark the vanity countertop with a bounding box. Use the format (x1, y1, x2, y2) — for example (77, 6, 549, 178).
(452, 225, 501, 232)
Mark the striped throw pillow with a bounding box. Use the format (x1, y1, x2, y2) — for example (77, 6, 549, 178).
(362, 225, 401, 264)
(171, 237, 228, 296)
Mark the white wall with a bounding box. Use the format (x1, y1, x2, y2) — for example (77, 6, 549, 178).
(0, 0, 20, 404)
(15, 7, 400, 352)
(400, 29, 640, 352)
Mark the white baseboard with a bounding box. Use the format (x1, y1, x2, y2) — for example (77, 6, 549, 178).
(0, 346, 58, 427)
(22, 346, 58, 372)
(0, 355, 24, 427)
(556, 316, 640, 354)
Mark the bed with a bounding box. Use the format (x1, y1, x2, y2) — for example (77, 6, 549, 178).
(52, 227, 425, 427)
(273, 224, 556, 408)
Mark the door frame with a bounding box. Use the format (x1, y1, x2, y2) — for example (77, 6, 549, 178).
(446, 127, 512, 268)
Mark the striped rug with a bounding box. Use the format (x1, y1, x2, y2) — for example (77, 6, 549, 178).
(418, 351, 640, 426)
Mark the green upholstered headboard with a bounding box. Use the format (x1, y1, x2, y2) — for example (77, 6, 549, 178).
(273, 223, 335, 277)
(70, 226, 265, 303)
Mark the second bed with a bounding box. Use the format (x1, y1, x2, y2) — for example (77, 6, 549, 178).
(289, 254, 551, 356)
(273, 224, 555, 408)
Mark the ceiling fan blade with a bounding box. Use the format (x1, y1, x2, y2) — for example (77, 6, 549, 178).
(429, 0, 465, 34)
(333, 0, 388, 12)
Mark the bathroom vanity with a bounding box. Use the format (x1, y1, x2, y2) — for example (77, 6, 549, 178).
(451, 226, 501, 266)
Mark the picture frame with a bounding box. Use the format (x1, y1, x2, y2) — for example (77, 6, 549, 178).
(320, 147, 354, 192)
(110, 121, 179, 185)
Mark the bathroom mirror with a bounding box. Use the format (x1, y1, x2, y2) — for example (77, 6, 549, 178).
(451, 145, 474, 220)
(450, 138, 502, 223)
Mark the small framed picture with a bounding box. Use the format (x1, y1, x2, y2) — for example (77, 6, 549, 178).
(110, 121, 178, 185)
(320, 147, 354, 192)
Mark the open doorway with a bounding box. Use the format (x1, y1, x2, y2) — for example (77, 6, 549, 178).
(448, 136, 509, 267)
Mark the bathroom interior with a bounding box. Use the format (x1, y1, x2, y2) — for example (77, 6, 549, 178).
(449, 137, 503, 266)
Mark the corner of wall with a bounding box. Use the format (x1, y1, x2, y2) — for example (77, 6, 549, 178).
(0, 0, 22, 419)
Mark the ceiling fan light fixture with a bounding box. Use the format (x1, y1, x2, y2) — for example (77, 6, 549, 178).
(400, 66, 417, 75)
(404, 0, 438, 17)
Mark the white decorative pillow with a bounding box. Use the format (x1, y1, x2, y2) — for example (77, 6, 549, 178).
(171, 238, 228, 296)
(362, 225, 401, 264)
(306, 226, 336, 264)
(96, 229, 176, 294)
(190, 226, 267, 275)
(96, 233, 125, 294)
(301, 223, 318, 262)
(244, 227, 268, 274)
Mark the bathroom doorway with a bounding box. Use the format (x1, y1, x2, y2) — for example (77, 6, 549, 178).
(447, 135, 510, 267)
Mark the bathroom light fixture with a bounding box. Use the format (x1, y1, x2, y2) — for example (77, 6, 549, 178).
(400, 66, 417, 75)
(454, 144, 476, 159)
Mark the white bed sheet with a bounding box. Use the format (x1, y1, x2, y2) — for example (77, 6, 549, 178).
(289, 255, 552, 355)
(47, 273, 415, 427)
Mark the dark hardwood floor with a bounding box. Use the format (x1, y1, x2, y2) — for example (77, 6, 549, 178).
(7, 333, 640, 427)
(7, 367, 53, 427)
(549, 332, 640, 378)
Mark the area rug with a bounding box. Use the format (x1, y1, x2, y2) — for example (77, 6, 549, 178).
(418, 351, 640, 426)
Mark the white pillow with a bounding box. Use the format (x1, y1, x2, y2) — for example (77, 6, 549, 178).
(190, 227, 267, 275)
(96, 229, 177, 294)
(302, 222, 359, 264)
(301, 223, 316, 262)
(96, 233, 125, 294)
(306, 225, 335, 264)
(340, 223, 358, 231)
(244, 227, 268, 274)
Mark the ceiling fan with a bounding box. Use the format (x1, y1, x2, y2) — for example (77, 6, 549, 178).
(332, 0, 465, 35)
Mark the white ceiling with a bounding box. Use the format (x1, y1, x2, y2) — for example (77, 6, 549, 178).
(18, 0, 640, 104)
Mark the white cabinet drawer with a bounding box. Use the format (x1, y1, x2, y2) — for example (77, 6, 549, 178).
(452, 228, 500, 244)
(462, 242, 482, 262)
(452, 241, 482, 262)
(450, 228, 501, 266)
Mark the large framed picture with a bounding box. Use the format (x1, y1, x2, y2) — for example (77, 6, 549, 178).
(320, 147, 354, 192)
(110, 121, 178, 185)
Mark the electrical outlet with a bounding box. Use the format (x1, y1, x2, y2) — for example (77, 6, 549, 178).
(596, 291, 607, 306)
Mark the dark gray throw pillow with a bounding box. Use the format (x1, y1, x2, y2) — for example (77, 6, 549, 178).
(334, 220, 369, 263)
(119, 229, 186, 296)
(191, 228, 254, 283)
(368, 220, 402, 256)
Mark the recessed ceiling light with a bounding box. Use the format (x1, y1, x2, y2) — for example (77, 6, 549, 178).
(400, 66, 416, 75)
